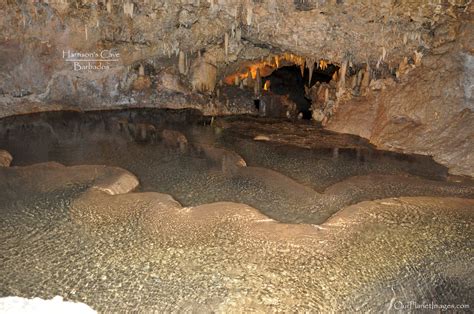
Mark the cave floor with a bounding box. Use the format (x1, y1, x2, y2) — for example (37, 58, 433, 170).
(0, 110, 473, 312)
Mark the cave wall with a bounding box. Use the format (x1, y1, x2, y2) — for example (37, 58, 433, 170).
(327, 14, 474, 177)
(0, 0, 473, 176)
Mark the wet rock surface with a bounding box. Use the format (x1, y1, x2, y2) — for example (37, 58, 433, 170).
(1, 110, 473, 225)
(0, 110, 473, 311)
(0, 161, 472, 312)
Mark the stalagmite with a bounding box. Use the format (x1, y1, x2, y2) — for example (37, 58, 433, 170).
(324, 88, 329, 103)
(178, 51, 186, 75)
(224, 33, 229, 56)
(234, 75, 240, 86)
(138, 64, 145, 76)
(106, 0, 112, 13)
(84, 25, 88, 41)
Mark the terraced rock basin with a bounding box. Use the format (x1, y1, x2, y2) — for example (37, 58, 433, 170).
(0, 109, 472, 312)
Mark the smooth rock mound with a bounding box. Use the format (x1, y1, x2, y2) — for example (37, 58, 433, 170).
(0, 149, 12, 167)
(92, 168, 139, 195)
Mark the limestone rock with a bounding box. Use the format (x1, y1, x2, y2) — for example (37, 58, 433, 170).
(92, 170, 139, 196)
(132, 76, 152, 91)
(327, 45, 474, 177)
(191, 60, 217, 94)
(0, 150, 12, 167)
(161, 129, 188, 153)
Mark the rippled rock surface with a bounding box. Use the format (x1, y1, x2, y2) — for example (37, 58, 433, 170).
(0, 110, 473, 312)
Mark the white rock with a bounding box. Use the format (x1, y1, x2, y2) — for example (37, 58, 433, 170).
(0, 296, 96, 314)
(93, 171, 139, 195)
(253, 135, 270, 141)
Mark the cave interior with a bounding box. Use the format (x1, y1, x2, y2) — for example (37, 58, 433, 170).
(0, 0, 473, 312)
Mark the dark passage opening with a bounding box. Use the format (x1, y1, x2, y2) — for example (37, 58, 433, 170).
(262, 63, 339, 119)
(254, 99, 260, 110)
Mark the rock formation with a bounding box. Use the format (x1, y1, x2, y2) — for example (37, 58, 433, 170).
(0, 0, 472, 176)
(0, 149, 12, 167)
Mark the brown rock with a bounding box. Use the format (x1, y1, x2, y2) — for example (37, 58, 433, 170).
(0, 149, 12, 167)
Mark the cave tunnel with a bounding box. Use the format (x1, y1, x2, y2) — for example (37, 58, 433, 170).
(261, 63, 339, 119)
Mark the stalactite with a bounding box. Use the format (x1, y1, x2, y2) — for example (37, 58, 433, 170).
(84, 25, 88, 41)
(254, 68, 261, 96)
(319, 60, 328, 70)
(356, 69, 363, 91)
(185, 53, 189, 75)
(360, 65, 370, 94)
(307, 60, 314, 86)
(351, 75, 357, 89)
(178, 51, 186, 75)
(236, 28, 242, 42)
(123, 1, 134, 18)
(396, 57, 409, 78)
(246, 7, 253, 26)
(234, 75, 240, 86)
(414, 51, 423, 66)
(106, 0, 112, 13)
(337, 60, 347, 91)
(224, 32, 229, 56)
